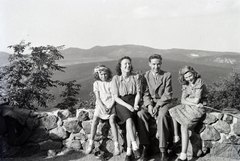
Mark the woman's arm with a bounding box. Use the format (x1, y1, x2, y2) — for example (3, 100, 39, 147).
(113, 94, 134, 112)
(181, 97, 200, 106)
(134, 91, 141, 110)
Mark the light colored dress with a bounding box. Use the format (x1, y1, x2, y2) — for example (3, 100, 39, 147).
(169, 78, 207, 129)
(93, 80, 115, 120)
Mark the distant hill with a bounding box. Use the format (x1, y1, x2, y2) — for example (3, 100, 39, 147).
(58, 45, 240, 70)
(52, 58, 232, 102)
(0, 52, 10, 66)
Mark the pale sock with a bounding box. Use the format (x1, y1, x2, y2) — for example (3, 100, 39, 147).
(126, 147, 132, 156)
(173, 136, 180, 143)
(132, 141, 138, 151)
(114, 142, 119, 147)
(179, 152, 187, 160)
(88, 139, 93, 145)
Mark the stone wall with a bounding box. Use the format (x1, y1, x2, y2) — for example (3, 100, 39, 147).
(1, 109, 240, 160)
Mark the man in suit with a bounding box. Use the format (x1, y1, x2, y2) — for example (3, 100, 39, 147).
(137, 54, 173, 161)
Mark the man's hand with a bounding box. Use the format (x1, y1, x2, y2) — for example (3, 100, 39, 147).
(152, 105, 159, 117)
(148, 105, 154, 117)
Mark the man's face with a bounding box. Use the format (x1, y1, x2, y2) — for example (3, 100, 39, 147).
(149, 58, 162, 74)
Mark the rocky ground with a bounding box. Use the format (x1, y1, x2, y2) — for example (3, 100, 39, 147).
(2, 150, 238, 161)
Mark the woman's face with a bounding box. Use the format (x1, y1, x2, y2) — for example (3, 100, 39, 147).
(184, 72, 195, 83)
(120, 58, 132, 73)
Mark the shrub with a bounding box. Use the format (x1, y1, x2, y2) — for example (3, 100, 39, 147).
(0, 41, 81, 110)
(207, 71, 240, 111)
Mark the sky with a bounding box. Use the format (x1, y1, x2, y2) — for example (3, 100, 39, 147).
(1, 0, 240, 53)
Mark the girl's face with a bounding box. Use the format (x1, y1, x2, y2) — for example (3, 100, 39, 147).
(98, 71, 108, 81)
(184, 72, 195, 83)
(120, 59, 132, 73)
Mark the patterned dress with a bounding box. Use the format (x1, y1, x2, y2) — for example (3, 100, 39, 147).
(93, 80, 115, 120)
(169, 78, 207, 129)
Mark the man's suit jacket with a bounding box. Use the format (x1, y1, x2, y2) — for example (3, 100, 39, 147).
(142, 70, 173, 108)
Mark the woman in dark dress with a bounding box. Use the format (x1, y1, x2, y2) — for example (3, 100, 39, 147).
(111, 56, 141, 161)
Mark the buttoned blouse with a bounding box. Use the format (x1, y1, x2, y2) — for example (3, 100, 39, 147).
(111, 74, 141, 97)
(182, 78, 207, 103)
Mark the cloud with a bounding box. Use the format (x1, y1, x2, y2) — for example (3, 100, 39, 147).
(132, 6, 160, 19)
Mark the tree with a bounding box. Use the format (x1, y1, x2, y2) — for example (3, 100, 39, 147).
(0, 41, 81, 110)
(207, 71, 240, 111)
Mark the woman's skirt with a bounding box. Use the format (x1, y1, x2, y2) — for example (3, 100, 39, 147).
(115, 94, 136, 125)
(169, 104, 205, 130)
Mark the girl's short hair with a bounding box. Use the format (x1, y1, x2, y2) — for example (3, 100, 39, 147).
(178, 66, 201, 85)
(93, 65, 112, 81)
(115, 56, 133, 76)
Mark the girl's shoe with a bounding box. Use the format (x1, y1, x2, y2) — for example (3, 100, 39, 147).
(85, 143, 94, 154)
(177, 158, 188, 161)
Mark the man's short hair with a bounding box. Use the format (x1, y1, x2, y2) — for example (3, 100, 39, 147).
(148, 54, 162, 62)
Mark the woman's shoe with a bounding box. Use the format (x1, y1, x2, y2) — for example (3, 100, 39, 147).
(133, 149, 141, 159)
(85, 143, 94, 154)
(124, 155, 131, 161)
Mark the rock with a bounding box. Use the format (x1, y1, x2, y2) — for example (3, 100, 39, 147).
(223, 114, 233, 124)
(88, 109, 94, 120)
(214, 120, 231, 134)
(187, 132, 203, 157)
(40, 115, 58, 130)
(28, 126, 49, 143)
(49, 126, 68, 140)
(82, 120, 92, 134)
(210, 142, 240, 160)
(217, 113, 224, 120)
(203, 113, 218, 125)
(63, 136, 82, 151)
(57, 110, 70, 120)
(77, 110, 89, 121)
(201, 126, 221, 141)
(63, 118, 82, 133)
(47, 149, 57, 157)
(39, 140, 62, 151)
(233, 118, 240, 136)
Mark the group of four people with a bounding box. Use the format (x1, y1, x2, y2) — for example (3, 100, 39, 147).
(86, 54, 207, 161)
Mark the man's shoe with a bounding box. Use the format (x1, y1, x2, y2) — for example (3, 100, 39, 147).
(124, 155, 131, 161)
(133, 149, 141, 159)
(177, 158, 188, 161)
(160, 152, 168, 161)
(139, 147, 149, 161)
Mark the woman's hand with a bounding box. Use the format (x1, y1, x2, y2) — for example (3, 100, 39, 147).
(152, 105, 159, 117)
(134, 105, 139, 111)
(127, 105, 135, 112)
(148, 105, 154, 117)
(196, 103, 203, 108)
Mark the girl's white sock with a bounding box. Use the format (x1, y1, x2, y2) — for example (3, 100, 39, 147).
(173, 136, 180, 143)
(132, 141, 138, 151)
(179, 152, 187, 160)
(126, 147, 132, 156)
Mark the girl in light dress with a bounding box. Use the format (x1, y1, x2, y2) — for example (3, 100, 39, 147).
(86, 65, 120, 156)
(169, 66, 207, 161)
